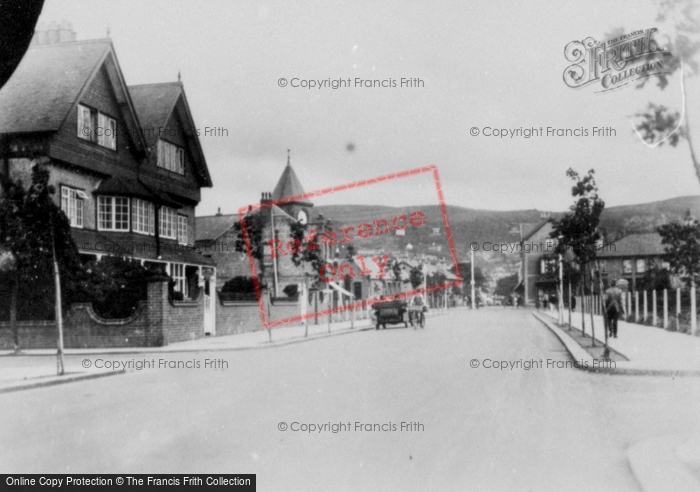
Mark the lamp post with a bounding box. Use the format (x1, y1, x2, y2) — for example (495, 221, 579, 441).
(558, 253, 564, 325)
(470, 248, 476, 310)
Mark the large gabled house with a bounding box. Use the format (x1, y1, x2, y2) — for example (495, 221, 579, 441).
(597, 232, 671, 291)
(0, 33, 216, 324)
(518, 219, 558, 306)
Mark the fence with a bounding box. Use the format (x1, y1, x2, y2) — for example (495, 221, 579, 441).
(574, 287, 699, 336)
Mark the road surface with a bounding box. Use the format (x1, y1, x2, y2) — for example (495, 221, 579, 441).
(2, 308, 700, 491)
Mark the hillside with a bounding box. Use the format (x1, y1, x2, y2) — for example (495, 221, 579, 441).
(313, 195, 700, 283)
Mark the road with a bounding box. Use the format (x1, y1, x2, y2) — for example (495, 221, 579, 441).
(2, 308, 700, 491)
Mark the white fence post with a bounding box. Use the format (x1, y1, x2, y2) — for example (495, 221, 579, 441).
(635, 291, 639, 323)
(663, 289, 668, 329)
(653, 290, 657, 326)
(692, 281, 697, 336)
(643, 291, 648, 323)
(677, 287, 681, 331)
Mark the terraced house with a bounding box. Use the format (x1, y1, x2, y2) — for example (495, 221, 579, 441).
(0, 27, 216, 334)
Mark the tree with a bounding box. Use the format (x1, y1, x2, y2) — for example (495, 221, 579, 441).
(289, 221, 328, 275)
(549, 169, 605, 344)
(408, 265, 424, 289)
(494, 273, 519, 297)
(632, 1, 700, 182)
(233, 211, 268, 288)
(657, 219, 700, 335)
(455, 262, 487, 290)
(657, 220, 700, 286)
(0, 164, 80, 365)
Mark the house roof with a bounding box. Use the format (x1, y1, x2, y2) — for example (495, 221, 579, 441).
(195, 214, 237, 242)
(195, 204, 296, 243)
(0, 40, 110, 134)
(520, 219, 551, 242)
(0, 39, 147, 152)
(272, 161, 313, 207)
(128, 83, 182, 145)
(598, 232, 667, 258)
(129, 82, 213, 188)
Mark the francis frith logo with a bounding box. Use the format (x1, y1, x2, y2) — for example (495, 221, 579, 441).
(563, 28, 672, 93)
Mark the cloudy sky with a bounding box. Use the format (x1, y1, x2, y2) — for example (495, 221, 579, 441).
(37, 0, 700, 215)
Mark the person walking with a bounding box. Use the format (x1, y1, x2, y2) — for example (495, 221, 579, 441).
(604, 278, 625, 338)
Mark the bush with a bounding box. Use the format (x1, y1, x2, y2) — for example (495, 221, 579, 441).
(68, 256, 163, 319)
(220, 276, 259, 301)
(222, 276, 258, 293)
(283, 284, 299, 299)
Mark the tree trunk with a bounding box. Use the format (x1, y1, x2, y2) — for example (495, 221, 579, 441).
(589, 268, 596, 347)
(568, 281, 572, 330)
(580, 268, 586, 336)
(52, 231, 65, 376)
(682, 70, 700, 186)
(596, 261, 609, 358)
(10, 272, 19, 353)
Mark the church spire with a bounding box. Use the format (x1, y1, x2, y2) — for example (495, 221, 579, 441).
(287, 148, 291, 167)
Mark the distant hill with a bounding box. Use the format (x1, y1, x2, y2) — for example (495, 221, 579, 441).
(313, 195, 700, 283)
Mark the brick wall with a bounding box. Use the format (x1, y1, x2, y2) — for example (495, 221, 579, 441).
(214, 291, 303, 336)
(0, 279, 206, 349)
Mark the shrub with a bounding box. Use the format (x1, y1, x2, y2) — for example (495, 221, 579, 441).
(68, 256, 163, 319)
(221, 276, 259, 301)
(283, 284, 299, 299)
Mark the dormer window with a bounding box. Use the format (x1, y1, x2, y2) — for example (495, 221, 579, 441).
(78, 104, 117, 150)
(157, 139, 184, 175)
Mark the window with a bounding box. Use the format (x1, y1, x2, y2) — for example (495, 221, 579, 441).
(636, 259, 647, 274)
(540, 258, 557, 275)
(159, 206, 176, 239)
(599, 260, 607, 273)
(132, 199, 155, 235)
(98, 196, 130, 231)
(177, 215, 188, 245)
(623, 259, 633, 274)
(60, 186, 85, 228)
(78, 104, 117, 150)
(157, 139, 184, 174)
(77, 105, 95, 142)
(98, 113, 117, 150)
(662, 261, 671, 270)
(171, 263, 186, 296)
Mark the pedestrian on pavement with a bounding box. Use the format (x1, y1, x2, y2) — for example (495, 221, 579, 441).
(604, 278, 625, 338)
(549, 293, 557, 313)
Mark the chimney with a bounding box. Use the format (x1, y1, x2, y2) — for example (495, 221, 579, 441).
(261, 192, 273, 204)
(31, 20, 77, 46)
(215, 207, 222, 216)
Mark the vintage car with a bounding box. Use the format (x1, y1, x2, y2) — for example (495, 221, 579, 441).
(371, 300, 427, 329)
(371, 299, 409, 329)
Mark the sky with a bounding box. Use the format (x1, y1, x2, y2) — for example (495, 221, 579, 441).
(36, 0, 700, 216)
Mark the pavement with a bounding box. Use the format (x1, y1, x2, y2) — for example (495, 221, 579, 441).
(533, 308, 700, 376)
(533, 307, 700, 492)
(0, 308, 445, 393)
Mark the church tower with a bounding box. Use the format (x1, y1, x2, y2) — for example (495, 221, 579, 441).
(270, 150, 313, 224)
